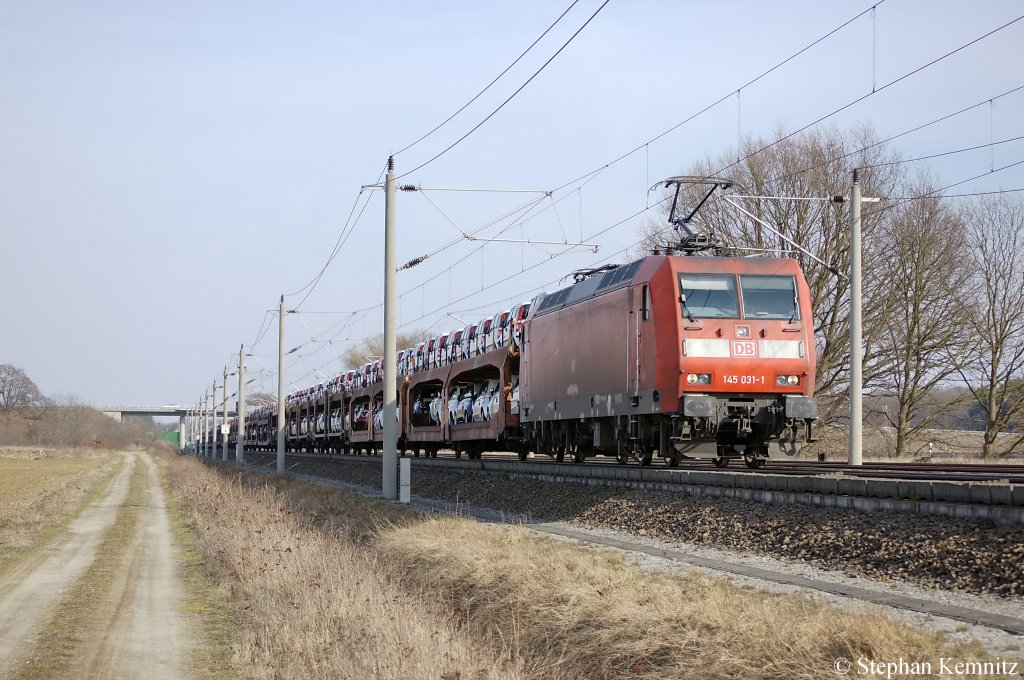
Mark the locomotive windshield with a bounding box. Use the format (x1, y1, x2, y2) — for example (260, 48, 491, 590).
(678, 274, 738, 318)
(739, 275, 799, 320)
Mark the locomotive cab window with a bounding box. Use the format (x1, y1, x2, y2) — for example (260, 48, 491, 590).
(739, 275, 799, 320)
(678, 274, 738, 318)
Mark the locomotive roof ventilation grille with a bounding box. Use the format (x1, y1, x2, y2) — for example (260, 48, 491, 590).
(536, 259, 645, 316)
(596, 259, 643, 292)
(537, 286, 573, 312)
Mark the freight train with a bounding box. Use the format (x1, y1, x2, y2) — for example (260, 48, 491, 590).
(220, 250, 818, 469)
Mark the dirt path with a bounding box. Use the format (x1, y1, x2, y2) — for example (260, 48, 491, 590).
(0, 451, 195, 680)
(77, 451, 192, 680)
(0, 453, 136, 676)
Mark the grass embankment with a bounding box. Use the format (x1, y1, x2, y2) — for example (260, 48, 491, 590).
(0, 447, 122, 575)
(165, 456, 1006, 680)
(165, 456, 523, 679)
(13, 455, 145, 680)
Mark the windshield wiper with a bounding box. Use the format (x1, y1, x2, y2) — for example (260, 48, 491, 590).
(680, 295, 697, 323)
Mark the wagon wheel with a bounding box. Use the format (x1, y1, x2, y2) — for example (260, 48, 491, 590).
(560, 438, 583, 464)
(517, 447, 528, 462)
(554, 446, 565, 463)
(635, 444, 653, 466)
(615, 440, 629, 465)
(454, 445, 462, 460)
(744, 456, 765, 469)
(664, 454, 680, 468)
(713, 456, 730, 468)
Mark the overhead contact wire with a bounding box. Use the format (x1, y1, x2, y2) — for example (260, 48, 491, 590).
(394, 0, 583, 156)
(397, 0, 613, 179)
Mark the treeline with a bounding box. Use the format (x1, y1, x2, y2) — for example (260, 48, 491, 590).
(0, 364, 152, 449)
(641, 125, 1024, 457)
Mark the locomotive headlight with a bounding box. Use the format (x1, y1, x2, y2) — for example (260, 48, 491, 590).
(687, 373, 711, 385)
(776, 375, 800, 386)
(787, 375, 800, 386)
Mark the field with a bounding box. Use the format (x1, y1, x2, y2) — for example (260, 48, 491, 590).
(804, 425, 1023, 460)
(163, 453, 1011, 680)
(0, 447, 121, 574)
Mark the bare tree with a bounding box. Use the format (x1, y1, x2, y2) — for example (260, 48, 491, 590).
(870, 183, 971, 457)
(640, 124, 906, 424)
(340, 331, 426, 370)
(35, 394, 93, 448)
(956, 195, 1024, 458)
(0, 364, 46, 421)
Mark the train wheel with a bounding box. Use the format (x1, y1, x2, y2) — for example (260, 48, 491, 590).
(615, 442, 628, 465)
(664, 455, 680, 468)
(413, 448, 420, 458)
(517, 448, 528, 462)
(561, 439, 582, 464)
(713, 457, 730, 468)
(454, 446, 462, 460)
(555, 448, 565, 463)
(430, 447, 438, 458)
(744, 457, 765, 469)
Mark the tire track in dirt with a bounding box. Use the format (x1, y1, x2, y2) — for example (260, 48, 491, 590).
(0, 453, 135, 677)
(77, 451, 191, 680)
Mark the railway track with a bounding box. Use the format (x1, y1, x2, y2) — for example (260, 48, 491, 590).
(239, 447, 1024, 484)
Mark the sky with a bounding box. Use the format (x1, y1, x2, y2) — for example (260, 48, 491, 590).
(2, 0, 1023, 409)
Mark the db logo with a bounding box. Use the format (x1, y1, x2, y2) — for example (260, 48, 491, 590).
(731, 340, 758, 358)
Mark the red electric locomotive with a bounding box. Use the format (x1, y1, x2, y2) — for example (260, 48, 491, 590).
(520, 177, 817, 468)
(520, 253, 817, 468)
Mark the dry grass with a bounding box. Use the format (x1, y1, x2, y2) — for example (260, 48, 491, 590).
(380, 519, 1007, 679)
(164, 457, 1012, 680)
(164, 455, 527, 680)
(0, 447, 121, 574)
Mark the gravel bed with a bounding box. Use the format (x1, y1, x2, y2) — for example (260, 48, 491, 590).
(245, 454, 1024, 599)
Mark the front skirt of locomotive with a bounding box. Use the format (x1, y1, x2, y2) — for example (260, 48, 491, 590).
(675, 393, 817, 459)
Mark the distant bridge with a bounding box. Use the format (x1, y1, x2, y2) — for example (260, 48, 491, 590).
(96, 405, 237, 420)
(97, 405, 237, 451)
